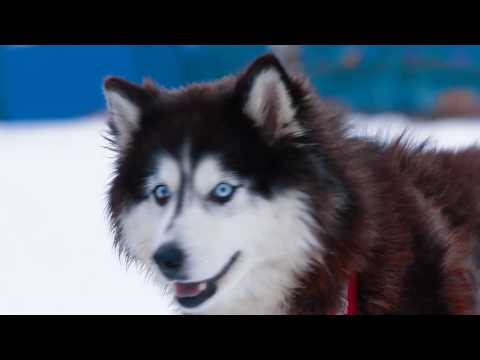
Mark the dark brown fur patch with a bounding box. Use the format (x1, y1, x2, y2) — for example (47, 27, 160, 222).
(106, 54, 480, 314)
(289, 133, 480, 314)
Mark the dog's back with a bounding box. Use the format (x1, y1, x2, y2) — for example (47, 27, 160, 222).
(364, 141, 480, 313)
(103, 53, 480, 315)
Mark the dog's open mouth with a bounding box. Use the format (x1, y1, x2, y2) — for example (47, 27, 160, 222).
(174, 251, 241, 309)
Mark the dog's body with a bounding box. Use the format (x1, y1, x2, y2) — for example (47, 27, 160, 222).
(104, 54, 480, 315)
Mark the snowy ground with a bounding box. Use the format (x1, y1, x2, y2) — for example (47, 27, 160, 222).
(0, 116, 175, 315)
(2, 113, 480, 315)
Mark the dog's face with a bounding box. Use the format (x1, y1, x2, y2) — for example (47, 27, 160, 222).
(104, 55, 343, 314)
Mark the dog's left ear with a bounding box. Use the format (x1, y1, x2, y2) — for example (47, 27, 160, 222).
(237, 54, 305, 143)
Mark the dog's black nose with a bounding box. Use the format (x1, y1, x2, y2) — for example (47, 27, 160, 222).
(153, 243, 185, 280)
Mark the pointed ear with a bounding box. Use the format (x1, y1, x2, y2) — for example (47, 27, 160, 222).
(237, 54, 305, 144)
(103, 77, 157, 150)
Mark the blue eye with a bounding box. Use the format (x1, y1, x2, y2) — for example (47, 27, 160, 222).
(153, 185, 171, 206)
(211, 183, 237, 204)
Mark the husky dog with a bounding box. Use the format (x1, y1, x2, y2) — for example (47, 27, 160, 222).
(104, 54, 480, 315)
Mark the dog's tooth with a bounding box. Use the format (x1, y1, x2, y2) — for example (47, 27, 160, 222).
(199, 283, 207, 292)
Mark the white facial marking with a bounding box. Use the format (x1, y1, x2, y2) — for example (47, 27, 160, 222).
(121, 153, 181, 264)
(119, 154, 321, 315)
(181, 190, 322, 315)
(146, 154, 182, 195)
(193, 156, 239, 196)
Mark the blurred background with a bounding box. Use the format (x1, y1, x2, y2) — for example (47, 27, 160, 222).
(2, 45, 480, 314)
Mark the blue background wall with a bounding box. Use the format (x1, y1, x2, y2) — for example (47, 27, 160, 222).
(302, 45, 480, 114)
(2, 45, 480, 122)
(0, 45, 184, 121)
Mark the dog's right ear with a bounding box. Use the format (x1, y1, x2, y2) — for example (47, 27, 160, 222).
(103, 77, 157, 150)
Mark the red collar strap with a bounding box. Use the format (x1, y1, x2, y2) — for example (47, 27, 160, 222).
(346, 273, 358, 315)
(328, 273, 358, 315)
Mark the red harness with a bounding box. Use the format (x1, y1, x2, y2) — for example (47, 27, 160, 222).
(345, 273, 358, 315)
(329, 273, 358, 315)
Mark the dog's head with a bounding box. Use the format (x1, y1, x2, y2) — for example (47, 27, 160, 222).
(104, 54, 348, 314)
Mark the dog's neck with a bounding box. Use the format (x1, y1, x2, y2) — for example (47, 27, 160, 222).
(285, 268, 357, 315)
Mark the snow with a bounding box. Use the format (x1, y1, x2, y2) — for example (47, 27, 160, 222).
(349, 113, 480, 150)
(0, 116, 175, 315)
(2, 113, 480, 315)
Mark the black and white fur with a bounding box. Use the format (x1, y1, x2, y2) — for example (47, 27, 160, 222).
(104, 55, 348, 315)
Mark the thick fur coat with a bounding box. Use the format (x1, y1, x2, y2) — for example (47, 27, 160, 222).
(104, 54, 480, 315)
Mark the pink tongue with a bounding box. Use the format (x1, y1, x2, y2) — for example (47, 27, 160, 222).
(175, 283, 203, 298)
